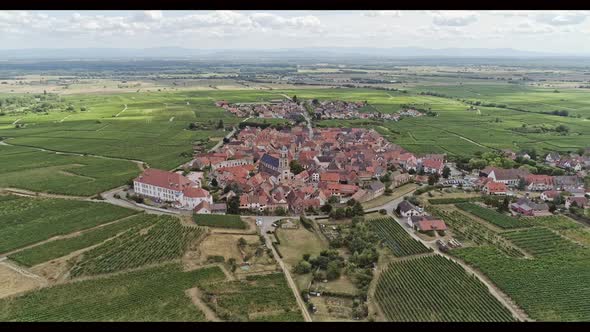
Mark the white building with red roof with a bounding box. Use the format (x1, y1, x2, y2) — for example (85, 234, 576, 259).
(133, 168, 212, 210)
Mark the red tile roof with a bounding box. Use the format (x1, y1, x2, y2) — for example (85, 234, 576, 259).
(320, 172, 340, 183)
(135, 168, 193, 192)
(183, 187, 210, 198)
(417, 219, 447, 231)
(485, 181, 507, 193)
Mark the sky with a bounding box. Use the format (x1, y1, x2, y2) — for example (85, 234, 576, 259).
(1, 10, 590, 53)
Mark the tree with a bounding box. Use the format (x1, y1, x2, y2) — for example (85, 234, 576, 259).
(80, 106, 87, 112)
(210, 178, 218, 187)
(442, 166, 451, 179)
(320, 203, 333, 214)
(275, 207, 287, 216)
(326, 261, 341, 280)
(289, 160, 304, 175)
(238, 237, 247, 248)
(427, 173, 439, 186)
(188, 122, 197, 130)
(294, 260, 312, 274)
(328, 195, 339, 204)
(555, 125, 569, 134)
(217, 119, 224, 129)
(352, 201, 365, 216)
(292, 95, 298, 103)
(330, 207, 346, 220)
(517, 178, 526, 191)
(227, 196, 240, 214)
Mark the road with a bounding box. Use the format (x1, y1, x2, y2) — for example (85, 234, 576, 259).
(261, 229, 313, 322)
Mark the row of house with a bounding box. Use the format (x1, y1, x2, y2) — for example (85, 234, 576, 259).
(397, 200, 448, 232)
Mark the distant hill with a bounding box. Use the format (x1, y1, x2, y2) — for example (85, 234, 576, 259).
(0, 47, 586, 61)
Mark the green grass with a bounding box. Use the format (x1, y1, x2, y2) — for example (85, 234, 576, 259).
(0, 195, 138, 254)
(193, 214, 246, 229)
(199, 272, 303, 322)
(428, 197, 481, 205)
(9, 214, 153, 267)
(456, 203, 534, 229)
(0, 263, 226, 322)
(367, 216, 432, 257)
(374, 255, 515, 322)
(70, 215, 204, 278)
(501, 227, 583, 257)
(0, 144, 140, 196)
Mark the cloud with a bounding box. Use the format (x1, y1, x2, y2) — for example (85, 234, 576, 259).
(431, 11, 479, 26)
(495, 21, 556, 34)
(135, 11, 163, 22)
(534, 12, 588, 26)
(362, 11, 401, 18)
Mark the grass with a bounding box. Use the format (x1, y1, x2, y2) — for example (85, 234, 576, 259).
(374, 255, 515, 322)
(0, 263, 226, 322)
(501, 227, 584, 257)
(275, 226, 327, 268)
(0, 195, 138, 254)
(9, 214, 153, 267)
(199, 273, 303, 322)
(362, 183, 417, 209)
(69, 215, 204, 278)
(456, 203, 534, 229)
(192, 214, 246, 229)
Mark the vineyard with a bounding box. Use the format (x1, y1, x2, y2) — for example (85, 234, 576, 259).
(0, 195, 138, 253)
(199, 273, 303, 321)
(0, 263, 226, 321)
(455, 203, 533, 229)
(367, 217, 432, 257)
(374, 255, 515, 322)
(427, 197, 481, 205)
(501, 227, 584, 257)
(193, 214, 246, 229)
(427, 206, 523, 257)
(69, 216, 204, 277)
(9, 214, 153, 267)
(454, 245, 590, 321)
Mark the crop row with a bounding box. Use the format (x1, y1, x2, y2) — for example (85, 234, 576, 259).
(368, 217, 432, 257)
(374, 255, 515, 322)
(501, 227, 583, 257)
(69, 216, 204, 278)
(455, 203, 533, 229)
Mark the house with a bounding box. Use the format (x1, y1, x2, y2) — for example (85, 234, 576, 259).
(483, 181, 508, 195)
(368, 181, 386, 197)
(565, 196, 588, 209)
(540, 190, 560, 202)
(487, 168, 528, 186)
(392, 172, 410, 188)
(181, 187, 213, 210)
(525, 175, 554, 192)
(320, 172, 340, 184)
(408, 215, 447, 232)
(545, 152, 561, 164)
(397, 200, 421, 217)
(554, 176, 583, 191)
(510, 197, 550, 216)
(421, 158, 444, 175)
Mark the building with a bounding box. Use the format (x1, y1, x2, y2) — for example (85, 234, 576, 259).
(525, 175, 554, 192)
(510, 197, 550, 216)
(483, 181, 508, 195)
(540, 190, 560, 202)
(565, 196, 588, 209)
(408, 215, 447, 232)
(397, 200, 421, 217)
(487, 168, 528, 186)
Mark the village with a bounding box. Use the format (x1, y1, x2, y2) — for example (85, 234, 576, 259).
(129, 97, 590, 244)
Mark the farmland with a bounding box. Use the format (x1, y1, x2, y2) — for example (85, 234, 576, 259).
(455, 203, 534, 229)
(193, 214, 246, 229)
(374, 255, 515, 322)
(500, 227, 584, 257)
(199, 273, 303, 322)
(70, 215, 204, 277)
(9, 214, 153, 267)
(0, 263, 226, 321)
(0, 195, 138, 254)
(368, 217, 432, 257)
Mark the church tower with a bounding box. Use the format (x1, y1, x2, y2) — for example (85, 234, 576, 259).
(279, 146, 291, 181)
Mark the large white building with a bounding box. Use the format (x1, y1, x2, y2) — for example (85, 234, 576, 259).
(133, 168, 212, 210)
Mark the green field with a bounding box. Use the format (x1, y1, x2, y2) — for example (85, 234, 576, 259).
(199, 273, 303, 321)
(501, 227, 584, 257)
(0, 144, 140, 196)
(374, 255, 515, 322)
(456, 203, 534, 229)
(0, 195, 138, 254)
(0, 263, 225, 322)
(9, 214, 153, 267)
(70, 215, 204, 277)
(367, 216, 432, 256)
(193, 214, 246, 229)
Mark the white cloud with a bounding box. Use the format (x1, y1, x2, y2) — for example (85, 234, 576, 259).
(534, 12, 588, 26)
(495, 21, 556, 35)
(362, 11, 401, 18)
(431, 11, 479, 26)
(135, 10, 163, 22)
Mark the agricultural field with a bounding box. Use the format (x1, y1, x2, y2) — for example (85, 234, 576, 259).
(275, 226, 327, 268)
(0, 263, 226, 322)
(500, 227, 584, 257)
(199, 273, 303, 322)
(69, 215, 204, 277)
(367, 217, 431, 257)
(455, 203, 534, 229)
(193, 214, 246, 229)
(374, 255, 515, 322)
(0, 195, 138, 254)
(9, 214, 153, 267)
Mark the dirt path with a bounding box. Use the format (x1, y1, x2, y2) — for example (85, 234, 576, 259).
(263, 233, 312, 322)
(1, 187, 96, 201)
(59, 114, 72, 123)
(186, 287, 221, 322)
(115, 104, 127, 117)
(389, 213, 531, 322)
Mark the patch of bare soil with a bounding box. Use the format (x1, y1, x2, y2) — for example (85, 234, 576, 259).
(0, 262, 46, 299)
(186, 287, 221, 322)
